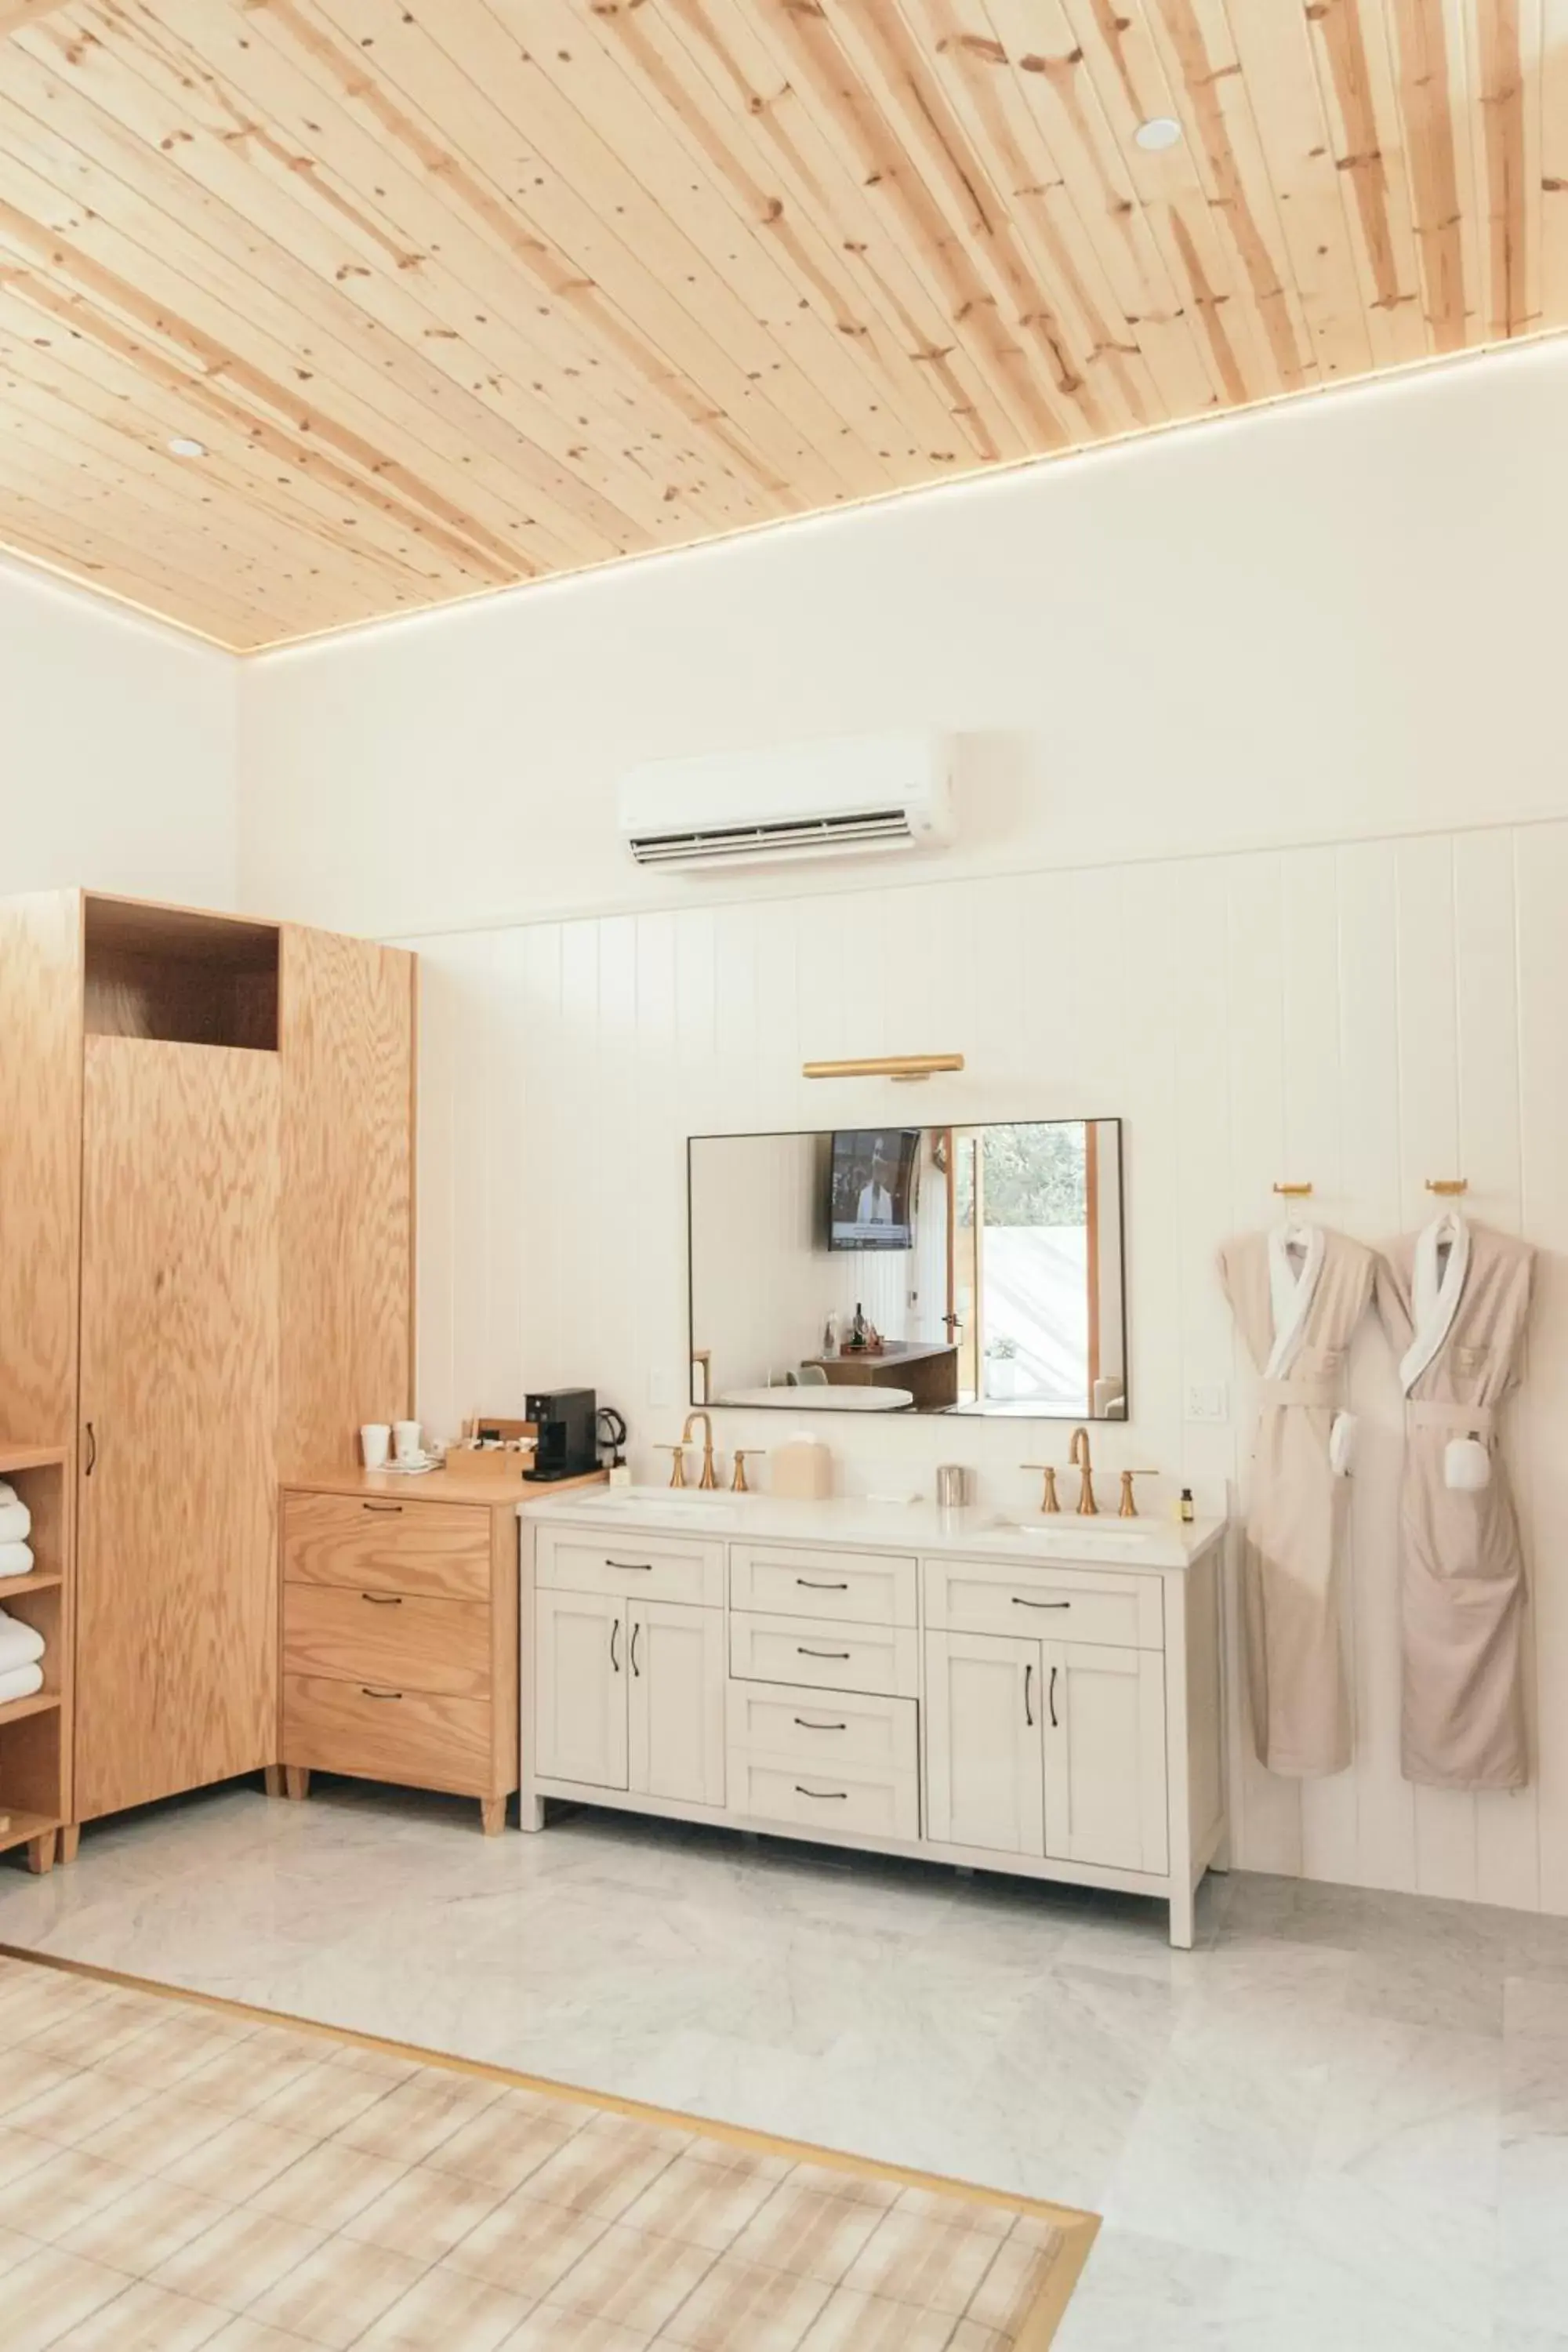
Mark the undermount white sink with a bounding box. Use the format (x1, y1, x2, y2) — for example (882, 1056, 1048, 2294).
(988, 1518, 1167, 1557)
(551, 1486, 740, 1526)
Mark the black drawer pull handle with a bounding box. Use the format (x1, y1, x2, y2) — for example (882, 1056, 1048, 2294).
(795, 1577, 849, 1591)
(362, 1503, 403, 1515)
(793, 1716, 848, 1732)
(607, 1559, 654, 1572)
(1049, 1665, 1059, 1729)
(794, 1784, 848, 1801)
(361, 1593, 403, 1606)
(1011, 1597, 1070, 1610)
(1024, 1661, 1034, 1727)
(797, 1646, 851, 1661)
(361, 1686, 403, 1701)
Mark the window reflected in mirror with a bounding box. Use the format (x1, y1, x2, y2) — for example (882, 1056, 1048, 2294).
(688, 1120, 1127, 1420)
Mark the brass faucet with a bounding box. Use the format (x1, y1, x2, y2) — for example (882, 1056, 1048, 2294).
(1022, 1463, 1061, 1515)
(731, 1448, 759, 1494)
(1069, 1427, 1097, 1515)
(681, 1410, 718, 1491)
(1118, 1469, 1159, 1518)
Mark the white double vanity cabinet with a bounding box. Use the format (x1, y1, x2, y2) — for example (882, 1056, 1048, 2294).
(520, 1491, 1227, 1947)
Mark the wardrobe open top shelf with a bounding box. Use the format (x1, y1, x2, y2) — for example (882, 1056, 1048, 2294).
(84, 894, 280, 1051)
(0, 1444, 66, 1475)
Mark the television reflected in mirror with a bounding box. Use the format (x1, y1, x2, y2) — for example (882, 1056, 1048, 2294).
(688, 1119, 1127, 1420)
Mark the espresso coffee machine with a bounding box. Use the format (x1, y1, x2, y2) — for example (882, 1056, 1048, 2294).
(523, 1388, 597, 1483)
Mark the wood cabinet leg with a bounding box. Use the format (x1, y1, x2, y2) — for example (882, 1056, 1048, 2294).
(480, 1795, 507, 1836)
(60, 1825, 81, 1864)
(25, 1828, 57, 1876)
(517, 1795, 546, 1834)
(263, 1766, 285, 1798)
(284, 1768, 310, 1802)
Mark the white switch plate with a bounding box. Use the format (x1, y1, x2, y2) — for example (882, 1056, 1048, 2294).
(1185, 1381, 1229, 1425)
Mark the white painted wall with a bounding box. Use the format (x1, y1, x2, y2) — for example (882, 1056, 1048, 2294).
(243, 337, 1568, 938)
(1, 560, 238, 906)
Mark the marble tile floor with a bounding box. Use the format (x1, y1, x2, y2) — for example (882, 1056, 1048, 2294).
(2, 1780, 1566, 2351)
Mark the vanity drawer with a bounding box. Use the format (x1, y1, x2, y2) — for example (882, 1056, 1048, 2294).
(535, 1528, 724, 1609)
(728, 1544, 916, 1628)
(924, 1558, 1163, 1650)
(731, 1755, 920, 1844)
(282, 1675, 493, 1795)
(729, 1611, 919, 1698)
(726, 1680, 918, 1775)
(284, 1493, 491, 1602)
(283, 1584, 492, 1700)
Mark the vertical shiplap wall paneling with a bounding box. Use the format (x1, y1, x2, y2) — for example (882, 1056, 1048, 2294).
(1337, 843, 1417, 1893)
(1224, 855, 1305, 1877)
(405, 817, 1568, 1915)
(1454, 831, 1537, 1911)
(1394, 837, 1479, 1901)
(1284, 848, 1359, 1886)
(1515, 823, 1568, 1916)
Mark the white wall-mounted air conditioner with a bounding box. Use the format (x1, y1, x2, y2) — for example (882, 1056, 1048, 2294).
(617, 731, 957, 873)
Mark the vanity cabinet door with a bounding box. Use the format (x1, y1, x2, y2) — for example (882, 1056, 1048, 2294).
(1043, 1642, 1168, 1875)
(535, 1589, 628, 1791)
(627, 1600, 726, 1809)
(924, 1632, 1045, 1858)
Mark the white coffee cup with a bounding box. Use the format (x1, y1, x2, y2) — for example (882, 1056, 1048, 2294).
(394, 1420, 423, 1465)
(361, 1423, 392, 1470)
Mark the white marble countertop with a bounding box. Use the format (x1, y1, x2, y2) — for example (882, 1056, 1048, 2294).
(520, 1483, 1225, 1570)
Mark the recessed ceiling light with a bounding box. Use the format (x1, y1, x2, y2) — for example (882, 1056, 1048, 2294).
(167, 435, 207, 458)
(1134, 116, 1183, 152)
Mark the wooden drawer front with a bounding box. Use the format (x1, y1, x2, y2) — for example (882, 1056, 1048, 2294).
(728, 1544, 916, 1628)
(536, 1528, 723, 1610)
(728, 1611, 919, 1698)
(924, 1559, 1163, 1650)
(726, 1680, 917, 1776)
(283, 1584, 491, 1700)
(732, 1755, 920, 1844)
(284, 1494, 491, 1602)
(282, 1674, 493, 1795)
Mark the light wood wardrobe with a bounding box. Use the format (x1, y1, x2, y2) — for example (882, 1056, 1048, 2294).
(0, 892, 415, 1842)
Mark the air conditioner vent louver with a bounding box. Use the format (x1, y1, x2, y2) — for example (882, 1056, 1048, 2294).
(630, 808, 915, 868)
(617, 733, 957, 874)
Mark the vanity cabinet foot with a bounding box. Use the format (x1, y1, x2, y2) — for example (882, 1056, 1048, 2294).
(285, 1767, 310, 1802)
(263, 1765, 285, 1798)
(518, 1795, 546, 1833)
(480, 1795, 506, 1835)
(60, 1825, 80, 1864)
(25, 1828, 56, 1875)
(1169, 1880, 1196, 1952)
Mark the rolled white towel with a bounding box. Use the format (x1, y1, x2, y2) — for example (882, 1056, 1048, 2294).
(0, 1501, 31, 1546)
(0, 1661, 44, 1705)
(0, 1611, 45, 1672)
(0, 1481, 13, 1505)
(0, 1542, 34, 1577)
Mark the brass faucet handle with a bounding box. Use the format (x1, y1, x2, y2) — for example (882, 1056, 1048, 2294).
(1021, 1463, 1061, 1515)
(655, 1443, 688, 1490)
(731, 1448, 760, 1494)
(1117, 1470, 1160, 1519)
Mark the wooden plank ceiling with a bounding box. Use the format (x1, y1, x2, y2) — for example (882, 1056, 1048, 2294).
(0, 0, 1559, 650)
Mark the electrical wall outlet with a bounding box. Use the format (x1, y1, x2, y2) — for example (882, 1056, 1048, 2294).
(1185, 1381, 1229, 1425)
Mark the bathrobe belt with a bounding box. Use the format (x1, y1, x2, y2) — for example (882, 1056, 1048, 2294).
(1406, 1399, 1495, 1437)
(1258, 1376, 1338, 1409)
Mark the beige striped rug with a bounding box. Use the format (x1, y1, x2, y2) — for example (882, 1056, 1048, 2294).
(0, 1947, 1096, 2349)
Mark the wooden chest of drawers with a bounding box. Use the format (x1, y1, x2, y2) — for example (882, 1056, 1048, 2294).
(279, 1465, 600, 1834)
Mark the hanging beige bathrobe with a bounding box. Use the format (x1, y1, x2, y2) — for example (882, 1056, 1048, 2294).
(1218, 1225, 1375, 1777)
(1375, 1214, 1534, 1791)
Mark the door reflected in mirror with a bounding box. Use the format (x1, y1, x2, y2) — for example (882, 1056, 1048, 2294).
(688, 1120, 1127, 1419)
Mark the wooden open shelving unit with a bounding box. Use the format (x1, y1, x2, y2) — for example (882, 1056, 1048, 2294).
(0, 1443, 71, 1874)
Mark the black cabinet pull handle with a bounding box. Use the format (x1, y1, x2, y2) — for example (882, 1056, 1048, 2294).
(361, 1593, 403, 1606)
(795, 1577, 849, 1591)
(1024, 1661, 1034, 1727)
(793, 1717, 847, 1732)
(361, 1686, 402, 1701)
(607, 1559, 654, 1572)
(1049, 1665, 1059, 1728)
(84, 1422, 96, 1477)
(610, 1618, 621, 1673)
(797, 1646, 850, 1661)
(630, 1620, 641, 1679)
(794, 1785, 848, 1801)
(1012, 1597, 1070, 1610)
(362, 1502, 403, 1515)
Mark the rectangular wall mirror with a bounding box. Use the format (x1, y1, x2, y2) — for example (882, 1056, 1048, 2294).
(688, 1119, 1127, 1419)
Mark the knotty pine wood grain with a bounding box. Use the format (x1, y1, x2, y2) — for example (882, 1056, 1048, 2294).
(0, 0, 1557, 645)
(278, 927, 414, 1479)
(0, 891, 82, 1451)
(75, 1038, 281, 1823)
